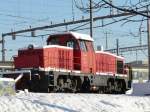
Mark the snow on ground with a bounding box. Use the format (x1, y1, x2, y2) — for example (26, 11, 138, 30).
(0, 91, 150, 112)
(132, 81, 150, 96)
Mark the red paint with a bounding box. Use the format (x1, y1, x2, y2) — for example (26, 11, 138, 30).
(14, 47, 73, 70)
(14, 32, 126, 76)
(95, 52, 116, 74)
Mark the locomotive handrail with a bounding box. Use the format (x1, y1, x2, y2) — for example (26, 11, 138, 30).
(15, 74, 23, 83)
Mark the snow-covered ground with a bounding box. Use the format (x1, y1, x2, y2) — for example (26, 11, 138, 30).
(0, 91, 150, 112)
(0, 78, 150, 112)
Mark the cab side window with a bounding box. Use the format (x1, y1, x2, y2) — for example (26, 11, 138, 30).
(66, 40, 79, 50)
(79, 40, 87, 52)
(67, 41, 74, 48)
(86, 42, 94, 52)
(117, 60, 123, 74)
(48, 38, 59, 45)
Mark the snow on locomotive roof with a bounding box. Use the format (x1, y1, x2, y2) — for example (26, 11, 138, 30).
(50, 32, 94, 41)
(96, 51, 124, 60)
(19, 45, 73, 50)
(43, 45, 73, 49)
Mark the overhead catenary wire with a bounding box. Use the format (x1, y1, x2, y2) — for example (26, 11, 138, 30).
(70, 15, 140, 31)
(101, 0, 150, 18)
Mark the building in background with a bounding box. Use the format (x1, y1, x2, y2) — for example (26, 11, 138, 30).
(0, 61, 14, 71)
(128, 60, 148, 82)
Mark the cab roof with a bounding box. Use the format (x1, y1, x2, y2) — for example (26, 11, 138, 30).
(49, 32, 94, 41)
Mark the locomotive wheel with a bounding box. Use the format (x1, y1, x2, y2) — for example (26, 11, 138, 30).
(58, 78, 64, 87)
(113, 80, 126, 94)
(107, 80, 115, 93)
(114, 81, 120, 92)
(98, 86, 104, 94)
(57, 77, 78, 93)
(116, 81, 122, 93)
(76, 78, 82, 92)
(120, 81, 126, 94)
(70, 79, 77, 93)
(57, 78, 65, 92)
(107, 81, 112, 93)
(115, 80, 126, 94)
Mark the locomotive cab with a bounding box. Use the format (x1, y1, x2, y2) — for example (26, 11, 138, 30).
(47, 32, 96, 74)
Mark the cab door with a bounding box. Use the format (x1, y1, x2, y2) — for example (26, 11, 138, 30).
(85, 41, 96, 73)
(66, 39, 81, 71)
(79, 40, 95, 74)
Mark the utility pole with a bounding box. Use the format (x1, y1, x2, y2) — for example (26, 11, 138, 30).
(104, 31, 111, 50)
(106, 32, 108, 49)
(136, 49, 138, 64)
(90, 0, 93, 38)
(116, 39, 119, 55)
(139, 27, 142, 45)
(109, 0, 114, 15)
(1, 35, 5, 62)
(147, 6, 150, 80)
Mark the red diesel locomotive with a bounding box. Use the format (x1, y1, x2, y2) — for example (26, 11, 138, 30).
(12, 32, 130, 93)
